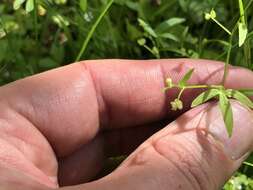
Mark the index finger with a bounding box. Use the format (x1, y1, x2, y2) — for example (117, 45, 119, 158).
(1, 59, 253, 156)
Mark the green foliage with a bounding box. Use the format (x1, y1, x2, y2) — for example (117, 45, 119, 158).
(218, 91, 233, 136)
(79, 0, 87, 12)
(25, 0, 34, 13)
(238, 0, 248, 47)
(13, 0, 26, 10)
(1, 0, 253, 83)
(223, 172, 253, 190)
(178, 68, 194, 87)
(191, 89, 220, 107)
(164, 69, 253, 137)
(75, 0, 114, 61)
(226, 89, 253, 109)
(164, 0, 253, 137)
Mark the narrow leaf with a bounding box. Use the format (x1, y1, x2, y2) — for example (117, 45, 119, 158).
(238, 22, 248, 47)
(219, 93, 233, 137)
(157, 33, 179, 42)
(155, 17, 186, 34)
(227, 89, 253, 109)
(238, 0, 246, 23)
(25, 0, 34, 13)
(191, 89, 220, 108)
(13, 0, 26, 10)
(138, 18, 157, 38)
(80, 0, 87, 12)
(179, 68, 194, 87)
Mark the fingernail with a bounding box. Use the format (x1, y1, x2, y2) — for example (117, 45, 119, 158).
(200, 100, 253, 160)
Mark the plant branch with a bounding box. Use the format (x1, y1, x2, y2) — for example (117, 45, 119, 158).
(75, 0, 114, 62)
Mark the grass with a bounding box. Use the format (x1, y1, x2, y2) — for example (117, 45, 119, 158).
(0, 0, 253, 189)
(75, 0, 114, 61)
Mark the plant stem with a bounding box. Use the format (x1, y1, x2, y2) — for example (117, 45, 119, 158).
(184, 85, 222, 89)
(163, 84, 223, 93)
(75, 0, 114, 62)
(177, 88, 184, 99)
(33, 0, 38, 42)
(143, 45, 154, 55)
(238, 0, 246, 23)
(222, 43, 232, 85)
(221, 27, 236, 85)
(245, 0, 253, 11)
(240, 0, 252, 68)
(211, 18, 232, 36)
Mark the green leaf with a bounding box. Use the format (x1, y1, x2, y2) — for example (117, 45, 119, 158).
(137, 38, 146, 46)
(157, 33, 179, 42)
(191, 89, 220, 108)
(238, 89, 253, 96)
(226, 89, 253, 109)
(155, 17, 186, 34)
(219, 93, 233, 137)
(138, 18, 157, 38)
(25, 0, 34, 13)
(210, 9, 216, 19)
(179, 68, 194, 87)
(79, 0, 87, 12)
(238, 22, 248, 47)
(13, 0, 26, 10)
(238, 0, 246, 24)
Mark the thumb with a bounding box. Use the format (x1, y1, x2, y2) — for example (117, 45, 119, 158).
(63, 100, 253, 190)
(64, 101, 253, 190)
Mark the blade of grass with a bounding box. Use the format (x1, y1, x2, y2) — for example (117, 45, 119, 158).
(245, 0, 253, 11)
(33, 0, 38, 42)
(222, 27, 237, 85)
(75, 0, 114, 62)
(242, 2, 251, 68)
(221, 39, 232, 85)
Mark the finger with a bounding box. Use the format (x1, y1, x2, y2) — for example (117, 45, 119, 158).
(62, 101, 253, 190)
(0, 160, 51, 190)
(58, 122, 163, 186)
(2, 59, 253, 157)
(58, 136, 105, 186)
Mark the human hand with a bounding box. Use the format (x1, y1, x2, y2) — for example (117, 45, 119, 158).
(0, 59, 253, 190)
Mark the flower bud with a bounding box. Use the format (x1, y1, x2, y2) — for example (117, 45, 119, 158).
(166, 78, 173, 88)
(170, 99, 183, 111)
(175, 99, 183, 110)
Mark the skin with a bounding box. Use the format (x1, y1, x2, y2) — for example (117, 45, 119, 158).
(0, 59, 253, 190)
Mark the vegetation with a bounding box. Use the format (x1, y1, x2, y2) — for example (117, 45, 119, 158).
(1, 0, 253, 189)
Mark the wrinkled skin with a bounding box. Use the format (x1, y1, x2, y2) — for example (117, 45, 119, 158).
(0, 59, 253, 190)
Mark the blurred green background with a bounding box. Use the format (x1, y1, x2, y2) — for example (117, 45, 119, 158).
(0, 0, 253, 189)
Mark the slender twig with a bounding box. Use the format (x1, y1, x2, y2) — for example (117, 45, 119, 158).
(222, 27, 237, 85)
(75, 0, 114, 62)
(245, 0, 253, 11)
(33, 0, 38, 42)
(164, 84, 223, 92)
(211, 18, 232, 36)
